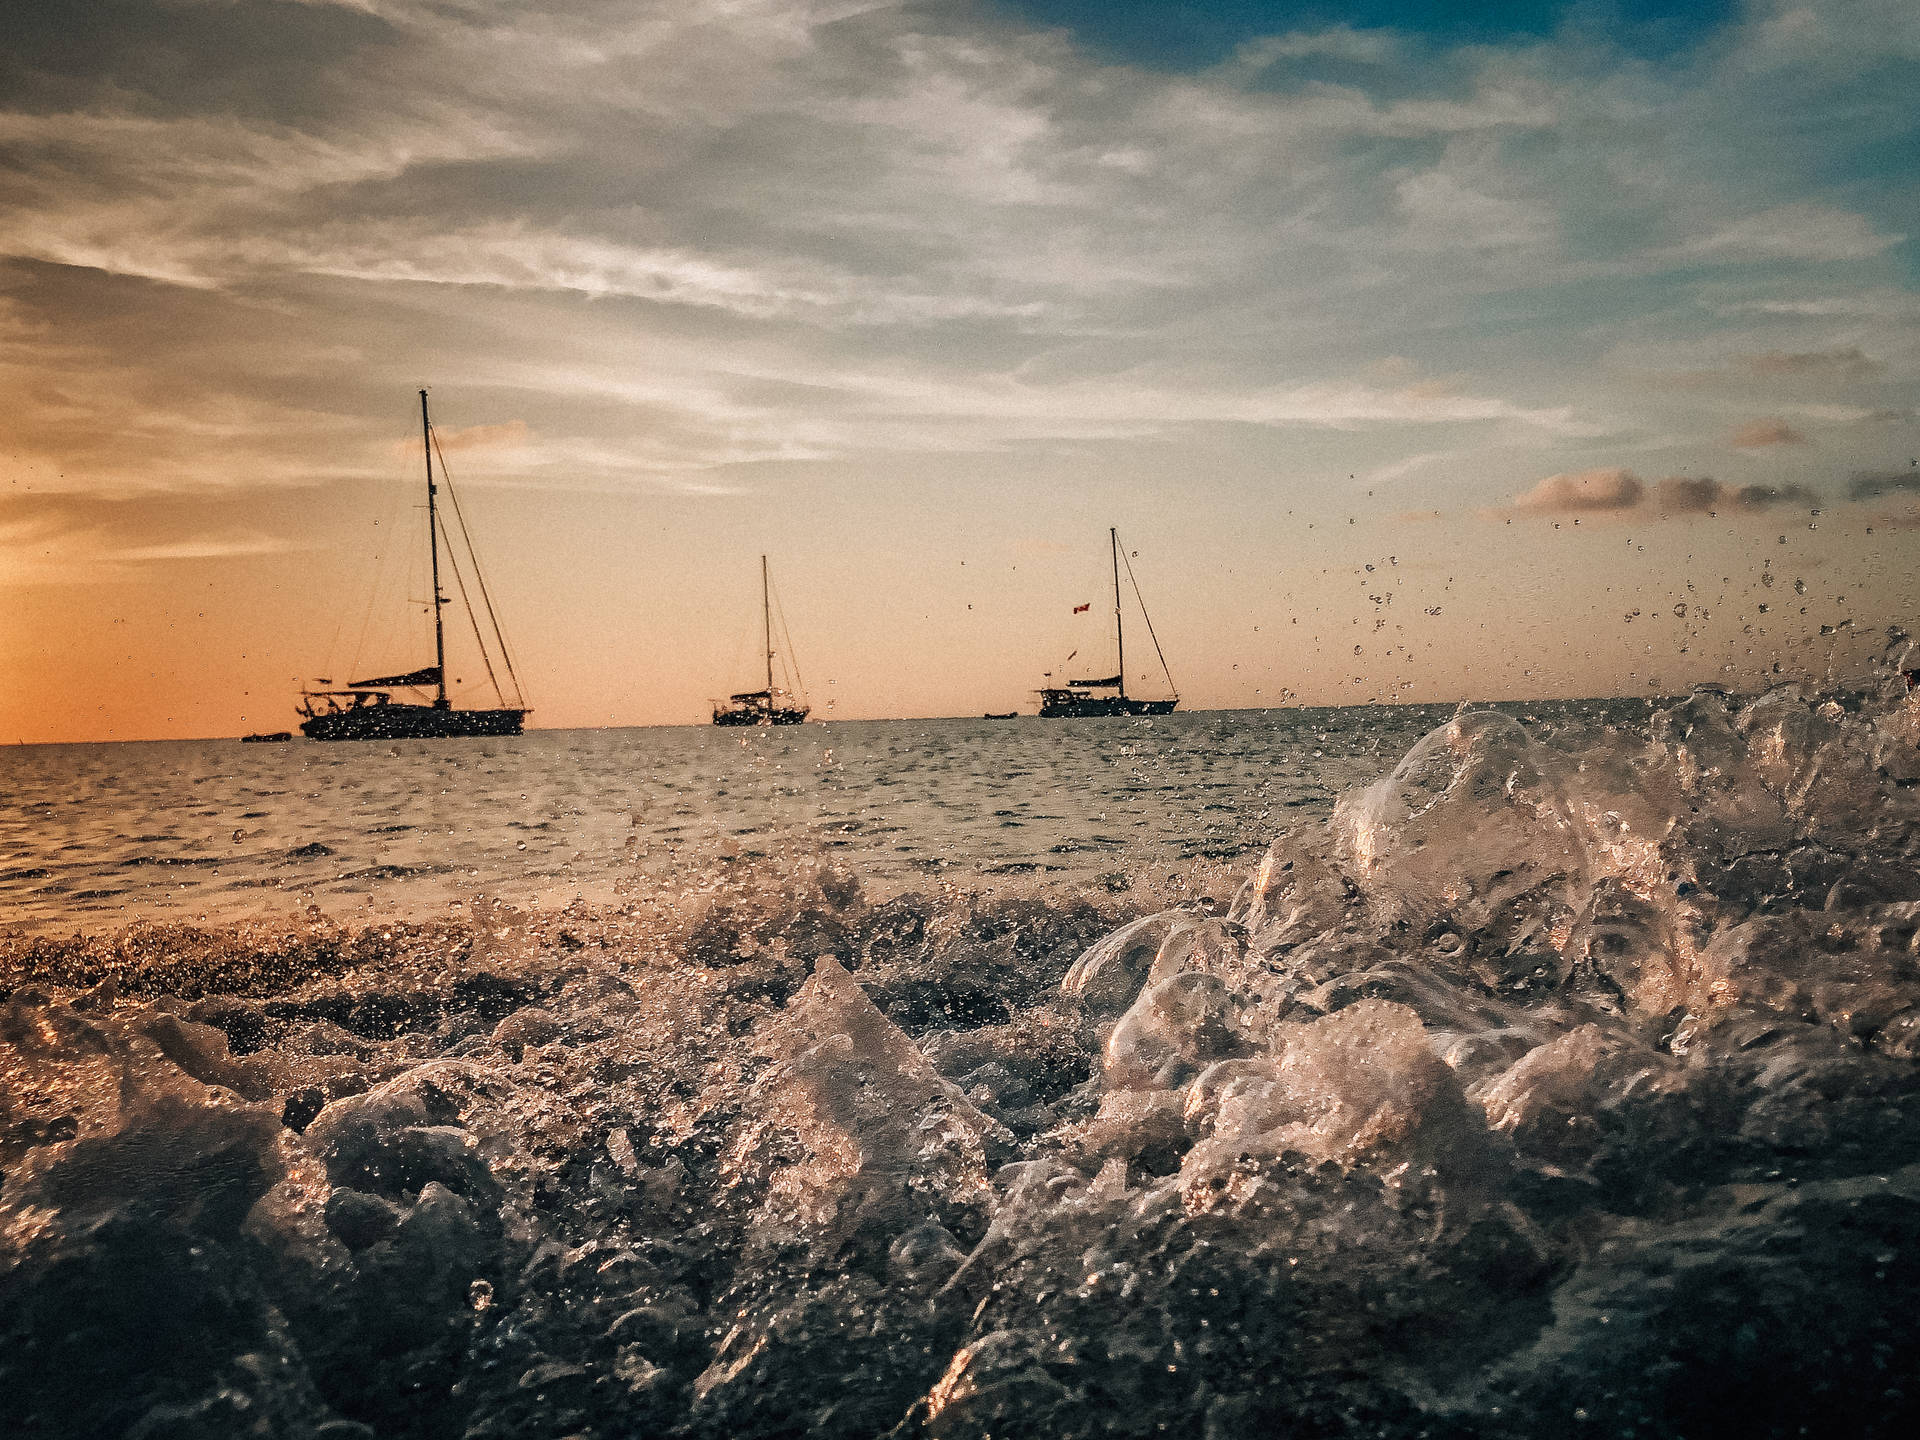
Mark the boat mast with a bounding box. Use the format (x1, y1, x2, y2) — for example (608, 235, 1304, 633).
(422, 389, 449, 709)
(1111, 526, 1126, 699)
(762, 554, 773, 696)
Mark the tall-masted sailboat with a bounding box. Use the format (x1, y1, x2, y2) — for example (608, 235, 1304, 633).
(1037, 528, 1179, 718)
(712, 556, 810, 726)
(297, 391, 529, 740)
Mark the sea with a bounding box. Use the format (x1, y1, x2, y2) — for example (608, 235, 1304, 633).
(4, 689, 1919, 1440)
(0, 702, 1655, 936)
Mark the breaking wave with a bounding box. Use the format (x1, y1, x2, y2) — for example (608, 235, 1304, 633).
(6, 674, 1920, 1438)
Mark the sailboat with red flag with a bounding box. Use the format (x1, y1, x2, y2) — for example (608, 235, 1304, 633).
(1036, 528, 1179, 718)
(297, 391, 529, 740)
(712, 556, 810, 726)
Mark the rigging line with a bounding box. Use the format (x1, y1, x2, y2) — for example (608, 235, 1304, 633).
(430, 428, 526, 706)
(1051, 629, 1086, 683)
(769, 574, 805, 699)
(317, 514, 365, 685)
(343, 475, 412, 683)
(1121, 542, 1177, 695)
(773, 579, 800, 698)
(1052, 570, 1104, 682)
(438, 461, 521, 703)
(345, 558, 384, 683)
(721, 596, 749, 693)
(435, 510, 509, 706)
(346, 517, 403, 684)
(725, 603, 755, 694)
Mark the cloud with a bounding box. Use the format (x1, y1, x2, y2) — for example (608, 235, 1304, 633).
(1729, 417, 1809, 448)
(1499, 470, 1824, 521)
(0, 506, 304, 586)
(112, 533, 301, 562)
(386, 416, 532, 465)
(1509, 467, 1644, 514)
(1711, 291, 1920, 320)
(1744, 347, 1884, 381)
(433, 418, 531, 452)
(1667, 205, 1903, 266)
(1653, 476, 1819, 513)
(1226, 28, 1401, 74)
(1849, 470, 1920, 501)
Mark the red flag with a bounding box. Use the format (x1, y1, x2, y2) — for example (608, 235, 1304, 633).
(1073, 602, 1090, 613)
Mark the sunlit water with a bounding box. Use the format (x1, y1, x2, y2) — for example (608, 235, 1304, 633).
(0, 703, 1653, 934)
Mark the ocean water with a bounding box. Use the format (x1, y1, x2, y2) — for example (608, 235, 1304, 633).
(4, 687, 1920, 1440)
(0, 703, 1653, 935)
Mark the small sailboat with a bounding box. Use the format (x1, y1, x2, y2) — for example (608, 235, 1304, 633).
(712, 556, 810, 726)
(298, 391, 529, 741)
(1037, 528, 1179, 718)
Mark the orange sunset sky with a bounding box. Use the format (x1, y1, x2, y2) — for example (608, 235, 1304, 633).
(3, 0, 1917, 743)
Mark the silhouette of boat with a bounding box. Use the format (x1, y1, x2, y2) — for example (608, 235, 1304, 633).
(983, 711, 1018, 719)
(713, 556, 810, 726)
(1037, 528, 1179, 718)
(241, 731, 292, 743)
(298, 391, 529, 741)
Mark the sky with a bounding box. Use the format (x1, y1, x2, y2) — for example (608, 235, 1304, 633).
(1, 0, 1916, 742)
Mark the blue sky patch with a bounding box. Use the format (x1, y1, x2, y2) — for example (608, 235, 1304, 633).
(995, 1, 1741, 69)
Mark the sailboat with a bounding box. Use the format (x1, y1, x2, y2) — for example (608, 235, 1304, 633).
(297, 391, 529, 741)
(1037, 528, 1179, 718)
(712, 556, 810, 726)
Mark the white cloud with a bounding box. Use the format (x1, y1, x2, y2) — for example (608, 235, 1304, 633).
(1226, 27, 1403, 73)
(1666, 204, 1902, 266)
(0, 519, 306, 587)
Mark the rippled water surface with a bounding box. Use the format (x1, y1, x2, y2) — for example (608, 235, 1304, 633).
(0, 704, 1652, 933)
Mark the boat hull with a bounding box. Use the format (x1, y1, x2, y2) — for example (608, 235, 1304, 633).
(1037, 695, 1177, 719)
(300, 706, 527, 741)
(712, 706, 809, 726)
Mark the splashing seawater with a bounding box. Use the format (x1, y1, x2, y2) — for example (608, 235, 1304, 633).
(5, 677, 1920, 1439)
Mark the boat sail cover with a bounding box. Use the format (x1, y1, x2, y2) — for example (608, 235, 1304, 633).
(349, 665, 442, 689)
(1068, 674, 1122, 688)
